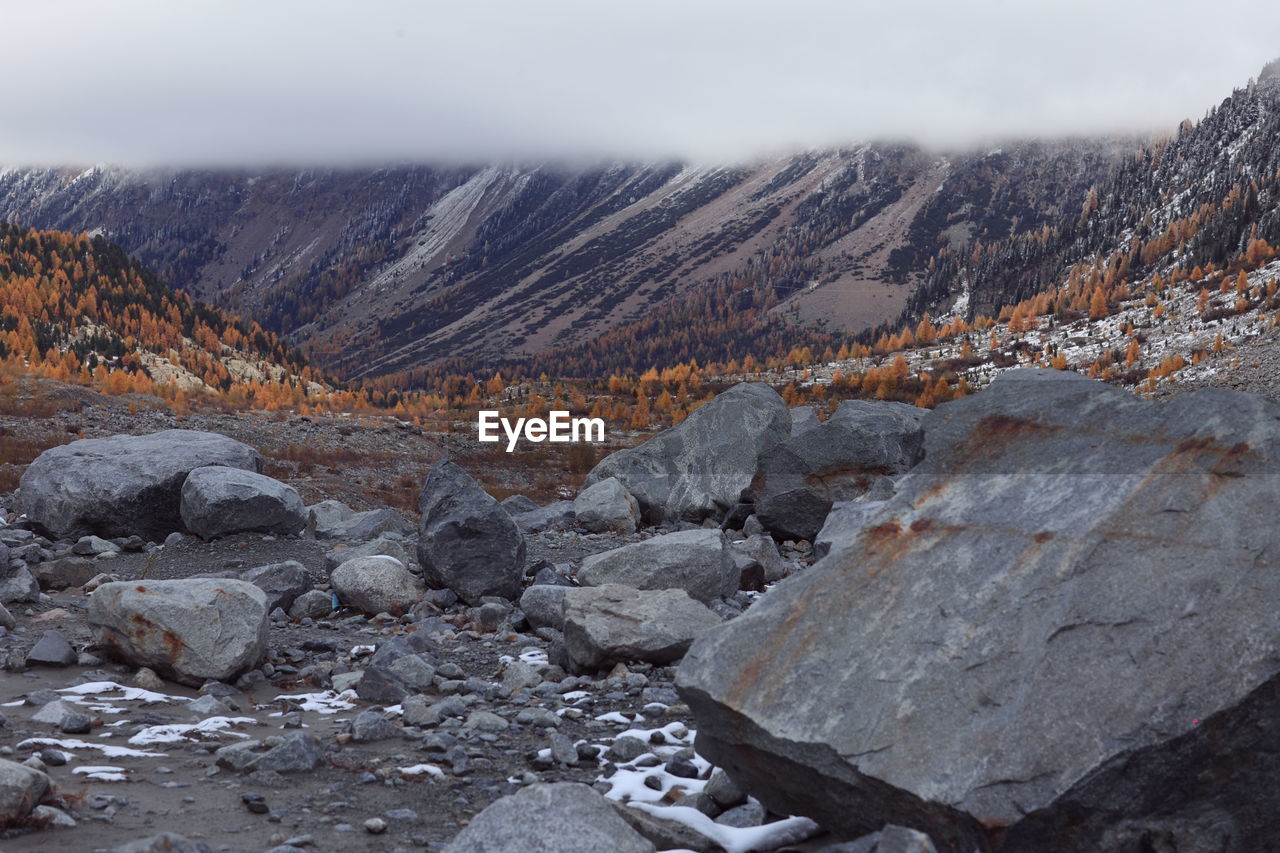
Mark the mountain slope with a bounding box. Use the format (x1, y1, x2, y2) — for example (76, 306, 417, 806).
(0, 141, 1124, 379)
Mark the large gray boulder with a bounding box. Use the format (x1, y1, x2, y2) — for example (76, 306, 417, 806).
(19, 430, 263, 541)
(0, 758, 51, 824)
(574, 477, 640, 534)
(677, 370, 1280, 851)
(325, 535, 414, 571)
(813, 499, 890, 560)
(586, 382, 791, 525)
(564, 584, 721, 673)
(87, 579, 269, 686)
(180, 466, 306, 540)
(753, 399, 925, 541)
(417, 461, 525, 604)
(578, 529, 739, 603)
(443, 782, 654, 853)
(330, 556, 424, 616)
(239, 560, 312, 612)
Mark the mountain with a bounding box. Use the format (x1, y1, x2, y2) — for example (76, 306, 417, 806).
(0, 142, 1125, 380)
(911, 59, 1280, 322)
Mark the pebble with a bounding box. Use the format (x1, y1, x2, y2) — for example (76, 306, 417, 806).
(364, 817, 387, 834)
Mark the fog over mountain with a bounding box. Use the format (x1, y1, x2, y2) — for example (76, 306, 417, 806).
(3, 0, 1279, 166)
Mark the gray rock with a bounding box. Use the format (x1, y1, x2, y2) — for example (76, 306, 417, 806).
(520, 584, 569, 632)
(112, 833, 214, 853)
(442, 782, 654, 853)
(0, 601, 13, 629)
(790, 405, 821, 436)
(325, 536, 413, 571)
(499, 494, 539, 515)
(705, 769, 747, 808)
(753, 398, 925, 541)
(250, 731, 324, 773)
(417, 461, 525, 604)
(574, 477, 640, 534)
(33, 556, 96, 590)
(180, 466, 306, 540)
(511, 500, 576, 533)
(239, 560, 311, 612)
(812, 500, 889, 560)
(72, 535, 120, 556)
(88, 579, 269, 686)
(500, 660, 542, 695)
(26, 630, 76, 667)
(586, 382, 790, 525)
(288, 589, 333, 620)
(186, 694, 232, 716)
(715, 801, 766, 828)
(331, 556, 424, 616)
(0, 564, 39, 603)
(678, 370, 1280, 851)
(0, 758, 51, 824)
(578, 529, 739, 603)
(19, 429, 263, 540)
(305, 499, 354, 538)
(563, 584, 721, 673)
(349, 710, 397, 742)
(32, 699, 82, 726)
(727, 534, 789, 586)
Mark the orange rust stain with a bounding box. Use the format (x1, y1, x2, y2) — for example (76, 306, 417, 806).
(867, 522, 901, 542)
(909, 518, 934, 534)
(135, 585, 148, 593)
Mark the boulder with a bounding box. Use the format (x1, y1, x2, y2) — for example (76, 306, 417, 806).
(574, 477, 641, 534)
(511, 500, 576, 533)
(727, 533, 789, 586)
(112, 835, 213, 853)
(586, 382, 791, 525)
(790, 405, 821, 436)
(563, 584, 721, 673)
(677, 370, 1280, 851)
(443, 782, 654, 853)
(239, 560, 311, 612)
(578, 529, 739, 603)
(288, 589, 333, 620)
(180, 466, 306, 540)
(87, 579, 269, 686)
(753, 399, 925, 542)
(25, 630, 77, 667)
(0, 758, 52, 825)
(325, 536, 413, 571)
(33, 556, 97, 591)
(334, 507, 415, 541)
(305, 499, 354, 537)
(499, 494, 539, 515)
(417, 461, 525, 604)
(19, 430, 263, 540)
(0, 564, 40, 603)
(330, 556, 424, 616)
(520, 583, 570, 631)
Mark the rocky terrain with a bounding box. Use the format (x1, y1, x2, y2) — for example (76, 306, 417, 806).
(3, 374, 1278, 852)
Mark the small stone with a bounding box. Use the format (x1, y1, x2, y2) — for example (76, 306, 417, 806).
(25, 630, 77, 667)
(363, 817, 387, 834)
(242, 792, 269, 814)
(131, 667, 166, 691)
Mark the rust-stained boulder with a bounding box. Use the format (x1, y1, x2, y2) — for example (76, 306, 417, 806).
(678, 369, 1280, 852)
(88, 579, 269, 686)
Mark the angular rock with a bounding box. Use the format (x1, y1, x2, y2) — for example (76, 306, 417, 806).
(87, 579, 269, 686)
(443, 782, 654, 853)
(288, 589, 333, 620)
(520, 584, 569, 632)
(349, 710, 397, 742)
(112, 833, 214, 853)
(511, 500, 576, 533)
(239, 560, 311, 612)
(305, 499, 354, 538)
(0, 564, 40, 603)
(678, 370, 1280, 851)
(753, 398, 925, 541)
(499, 494, 539, 515)
(72, 535, 120, 556)
(574, 477, 640, 534)
(33, 556, 96, 591)
(180, 466, 306, 540)
(325, 536, 413, 571)
(333, 507, 415, 541)
(563, 584, 721, 673)
(790, 405, 821, 436)
(586, 382, 790, 525)
(26, 630, 76, 667)
(19, 429, 263, 540)
(727, 534, 789, 586)
(0, 758, 51, 824)
(578, 529, 739, 603)
(250, 731, 324, 773)
(330, 556, 424, 616)
(417, 460, 525, 604)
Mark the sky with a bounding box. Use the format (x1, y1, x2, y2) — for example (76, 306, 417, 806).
(2, 0, 1279, 167)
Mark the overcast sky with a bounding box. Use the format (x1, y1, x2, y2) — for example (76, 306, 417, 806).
(3, 0, 1278, 167)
